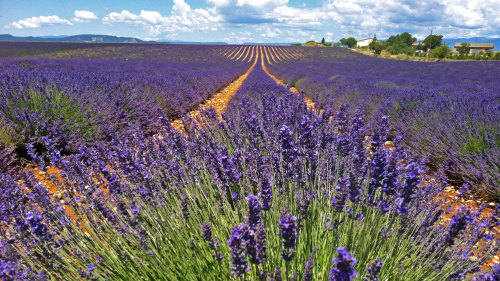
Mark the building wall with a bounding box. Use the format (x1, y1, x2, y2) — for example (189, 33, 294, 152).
(357, 39, 372, 47)
(454, 47, 492, 54)
(470, 48, 487, 54)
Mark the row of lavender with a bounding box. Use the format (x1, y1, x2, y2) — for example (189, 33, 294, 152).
(0, 45, 251, 172)
(1, 56, 499, 280)
(266, 47, 500, 200)
(0, 42, 157, 58)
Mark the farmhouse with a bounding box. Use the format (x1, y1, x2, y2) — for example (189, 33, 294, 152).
(356, 38, 373, 47)
(453, 43, 494, 54)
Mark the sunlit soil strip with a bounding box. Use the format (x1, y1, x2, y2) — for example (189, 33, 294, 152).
(213, 47, 227, 56)
(286, 49, 301, 59)
(436, 185, 500, 270)
(218, 47, 232, 57)
(240, 46, 252, 62)
(282, 47, 300, 59)
(260, 49, 315, 110)
(223, 47, 236, 58)
(269, 47, 283, 62)
(220, 47, 236, 57)
(225, 47, 241, 59)
(170, 46, 259, 132)
(228, 46, 244, 60)
(268, 47, 280, 63)
(266, 46, 279, 64)
(235, 46, 249, 61)
(272, 47, 287, 60)
(275, 47, 293, 60)
(262, 46, 273, 65)
(248, 46, 257, 63)
(235, 46, 247, 60)
(271, 47, 286, 62)
(269, 47, 282, 62)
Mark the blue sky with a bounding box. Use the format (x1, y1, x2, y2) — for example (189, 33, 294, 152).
(1, 0, 499, 43)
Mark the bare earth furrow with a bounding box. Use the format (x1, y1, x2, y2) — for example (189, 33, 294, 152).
(171, 46, 259, 132)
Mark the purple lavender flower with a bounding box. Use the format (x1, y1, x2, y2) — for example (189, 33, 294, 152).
(240, 223, 258, 264)
(396, 162, 422, 215)
(211, 238, 225, 261)
(231, 192, 241, 203)
(228, 224, 250, 277)
(363, 259, 382, 281)
(256, 223, 267, 264)
(332, 175, 349, 212)
(279, 211, 298, 262)
(25, 211, 52, 242)
(246, 194, 262, 228)
(296, 191, 312, 219)
(201, 222, 212, 243)
(377, 200, 389, 213)
(444, 207, 474, 247)
(329, 247, 357, 281)
(259, 175, 273, 211)
(273, 267, 283, 281)
(180, 192, 190, 220)
(303, 247, 317, 281)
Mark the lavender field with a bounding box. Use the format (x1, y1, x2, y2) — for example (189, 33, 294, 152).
(1, 44, 499, 280)
(266, 47, 500, 200)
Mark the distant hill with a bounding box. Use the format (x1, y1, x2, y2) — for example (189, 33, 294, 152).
(442, 37, 499, 51)
(0, 34, 155, 43)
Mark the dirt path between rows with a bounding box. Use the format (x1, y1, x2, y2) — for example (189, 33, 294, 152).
(170, 46, 259, 132)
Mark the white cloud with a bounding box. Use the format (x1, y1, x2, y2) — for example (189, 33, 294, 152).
(5, 15, 72, 29)
(73, 10, 98, 23)
(321, 0, 500, 39)
(102, 0, 221, 35)
(206, 0, 232, 6)
(444, 4, 487, 28)
(236, 0, 288, 9)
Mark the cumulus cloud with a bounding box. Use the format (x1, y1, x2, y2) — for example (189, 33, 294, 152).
(318, 0, 500, 39)
(5, 15, 72, 29)
(73, 10, 98, 23)
(102, 0, 221, 35)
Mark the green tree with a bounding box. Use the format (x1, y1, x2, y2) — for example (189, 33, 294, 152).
(369, 38, 384, 55)
(457, 43, 471, 55)
(384, 32, 417, 55)
(321, 37, 326, 45)
(340, 37, 357, 48)
(422, 34, 443, 50)
(431, 45, 451, 59)
(386, 32, 416, 47)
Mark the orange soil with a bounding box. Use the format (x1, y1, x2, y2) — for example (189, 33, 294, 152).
(170, 46, 259, 133)
(260, 47, 315, 110)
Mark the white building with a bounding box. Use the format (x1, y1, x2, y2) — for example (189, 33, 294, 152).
(356, 38, 373, 47)
(453, 43, 494, 54)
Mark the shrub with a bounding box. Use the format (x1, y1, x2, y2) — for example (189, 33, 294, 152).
(369, 40, 384, 55)
(0, 88, 97, 154)
(431, 45, 451, 59)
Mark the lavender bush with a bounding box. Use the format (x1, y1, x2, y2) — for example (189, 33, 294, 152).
(0, 44, 250, 171)
(266, 47, 500, 200)
(0, 56, 498, 280)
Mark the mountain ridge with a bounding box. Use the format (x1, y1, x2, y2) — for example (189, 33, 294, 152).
(0, 34, 155, 43)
